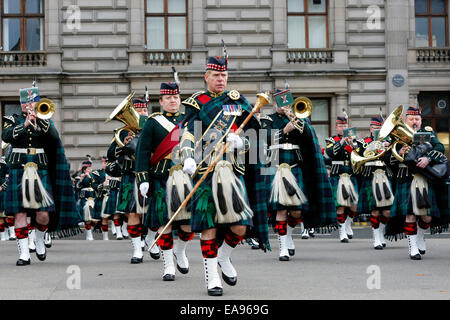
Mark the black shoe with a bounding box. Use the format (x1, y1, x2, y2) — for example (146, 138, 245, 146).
(419, 250, 426, 255)
(9, 237, 16, 241)
(116, 236, 123, 240)
(221, 272, 237, 286)
(347, 235, 353, 239)
(163, 274, 175, 281)
(29, 248, 36, 253)
(130, 257, 143, 264)
(288, 249, 295, 256)
(207, 287, 223, 296)
(374, 245, 383, 250)
(149, 251, 160, 260)
(45, 243, 52, 249)
(36, 251, 46, 261)
(176, 264, 189, 274)
(16, 259, 31, 266)
(410, 254, 421, 260)
(301, 235, 309, 239)
(341, 238, 349, 243)
(382, 243, 386, 248)
(123, 235, 129, 240)
(279, 255, 289, 261)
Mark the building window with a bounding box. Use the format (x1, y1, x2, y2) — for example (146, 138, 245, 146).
(1, 0, 44, 51)
(309, 98, 330, 147)
(145, 0, 188, 50)
(287, 0, 328, 49)
(415, 0, 448, 47)
(418, 91, 450, 157)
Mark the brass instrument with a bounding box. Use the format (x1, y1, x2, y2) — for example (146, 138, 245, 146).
(351, 140, 387, 174)
(378, 105, 414, 162)
(105, 91, 141, 148)
(283, 96, 313, 131)
(35, 98, 55, 120)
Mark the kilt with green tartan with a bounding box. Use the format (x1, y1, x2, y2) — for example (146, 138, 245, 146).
(390, 175, 439, 218)
(329, 171, 359, 208)
(144, 178, 190, 230)
(357, 175, 393, 214)
(268, 148, 309, 212)
(190, 170, 253, 233)
(0, 190, 5, 213)
(5, 166, 55, 215)
(104, 188, 119, 216)
(116, 173, 136, 214)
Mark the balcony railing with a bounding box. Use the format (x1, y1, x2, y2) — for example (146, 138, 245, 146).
(287, 49, 333, 64)
(144, 50, 191, 65)
(415, 47, 450, 63)
(0, 51, 46, 67)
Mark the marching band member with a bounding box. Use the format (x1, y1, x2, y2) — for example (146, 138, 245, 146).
(325, 116, 359, 243)
(2, 85, 81, 265)
(135, 82, 193, 281)
(77, 158, 97, 241)
(387, 106, 448, 260)
(92, 156, 110, 240)
(354, 116, 394, 249)
(261, 90, 336, 261)
(180, 56, 269, 296)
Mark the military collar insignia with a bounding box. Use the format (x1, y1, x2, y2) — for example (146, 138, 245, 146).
(207, 90, 224, 98)
(164, 111, 179, 117)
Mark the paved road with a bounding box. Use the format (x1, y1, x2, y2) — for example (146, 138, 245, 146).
(0, 228, 449, 300)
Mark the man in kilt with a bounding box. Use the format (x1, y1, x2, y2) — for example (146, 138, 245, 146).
(0, 155, 9, 241)
(91, 156, 111, 240)
(104, 154, 123, 240)
(135, 82, 194, 281)
(355, 116, 394, 249)
(1, 85, 81, 265)
(107, 98, 148, 263)
(261, 90, 336, 261)
(77, 158, 97, 240)
(325, 116, 359, 243)
(180, 56, 269, 296)
(387, 106, 448, 260)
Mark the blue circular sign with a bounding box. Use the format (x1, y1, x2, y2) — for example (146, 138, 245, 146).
(392, 74, 405, 87)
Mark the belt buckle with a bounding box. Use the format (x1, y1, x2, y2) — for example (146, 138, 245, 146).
(27, 148, 36, 155)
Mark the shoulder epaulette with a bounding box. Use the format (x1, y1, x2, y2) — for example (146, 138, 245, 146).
(325, 137, 335, 144)
(92, 170, 100, 176)
(148, 112, 163, 119)
(424, 126, 433, 132)
(3, 115, 15, 124)
(182, 91, 205, 110)
(261, 115, 274, 122)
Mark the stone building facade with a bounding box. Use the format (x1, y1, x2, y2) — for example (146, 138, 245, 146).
(0, 0, 449, 169)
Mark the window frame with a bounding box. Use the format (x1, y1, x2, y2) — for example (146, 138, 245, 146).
(308, 97, 331, 142)
(415, 0, 449, 47)
(0, 0, 45, 51)
(287, 0, 329, 49)
(417, 91, 450, 156)
(144, 0, 189, 50)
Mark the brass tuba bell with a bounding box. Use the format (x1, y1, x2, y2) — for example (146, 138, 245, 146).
(105, 91, 141, 148)
(378, 105, 414, 162)
(35, 98, 55, 120)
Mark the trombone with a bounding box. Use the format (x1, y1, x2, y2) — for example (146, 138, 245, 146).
(25, 98, 56, 129)
(282, 96, 313, 132)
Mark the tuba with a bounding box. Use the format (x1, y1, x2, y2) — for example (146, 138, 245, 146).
(35, 98, 55, 120)
(350, 140, 387, 174)
(378, 105, 414, 162)
(105, 91, 141, 150)
(283, 96, 313, 132)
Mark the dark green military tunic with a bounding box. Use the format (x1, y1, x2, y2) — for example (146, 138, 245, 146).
(260, 112, 308, 212)
(135, 111, 184, 229)
(2, 113, 59, 214)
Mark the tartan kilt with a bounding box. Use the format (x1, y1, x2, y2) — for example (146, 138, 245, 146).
(5, 167, 55, 215)
(390, 176, 440, 218)
(144, 178, 190, 230)
(104, 188, 119, 216)
(92, 196, 105, 220)
(329, 174, 359, 208)
(116, 173, 136, 214)
(190, 170, 253, 233)
(357, 175, 393, 214)
(268, 164, 309, 212)
(0, 190, 5, 212)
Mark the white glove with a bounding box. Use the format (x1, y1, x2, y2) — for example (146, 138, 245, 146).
(139, 182, 149, 198)
(226, 132, 244, 150)
(183, 157, 196, 175)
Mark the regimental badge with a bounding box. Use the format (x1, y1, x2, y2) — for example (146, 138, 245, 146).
(223, 105, 242, 116)
(227, 90, 240, 101)
(424, 126, 433, 132)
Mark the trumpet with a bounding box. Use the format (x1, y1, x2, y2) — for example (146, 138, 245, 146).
(25, 98, 56, 129)
(282, 96, 313, 132)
